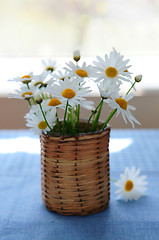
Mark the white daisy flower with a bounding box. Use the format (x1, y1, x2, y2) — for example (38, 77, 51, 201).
(41, 59, 57, 73)
(114, 50, 132, 78)
(48, 77, 92, 108)
(33, 88, 47, 99)
(29, 104, 41, 113)
(53, 70, 70, 81)
(45, 77, 57, 86)
(105, 92, 141, 128)
(29, 72, 55, 100)
(93, 48, 131, 83)
(30, 72, 49, 89)
(41, 98, 66, 111)
(25, 109, 56, 136)
(65, 61, 94, 81)
(98, 80, 120, 99)
(115, 166, 147, 201)
(9, 84, 38, 100)
(80, 100, 94, 110)
(9, 72, 34, 84)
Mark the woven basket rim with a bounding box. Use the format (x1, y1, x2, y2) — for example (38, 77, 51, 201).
(41, 120, 111, 139)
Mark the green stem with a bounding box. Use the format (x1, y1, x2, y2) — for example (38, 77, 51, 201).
(101, 81, 137, 130)
(56, 111, 61, 133)
(101, 109, 117, 130)
(42, 92, 46, 100)
(63, 100, 68, 134)
(69, 114, 75, 134)
(45, 93, 48, 100)
(39, 104, 54, 133)
(91, 99, 103, 132)
(27, 99, 32, 106)
(66, 109, 70, 124)
(26, 83, 30, 89)
(84, 100, 103, 131)
(32, 97, 36, 105)
(66, 111, 71, 133)
(126, 81, 136, 95)
(26, 82, 36, 105)
(76, 104, 80, 132)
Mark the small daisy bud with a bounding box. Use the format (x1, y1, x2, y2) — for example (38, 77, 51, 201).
(21, 75, 32, 84)
(34, 96, 43, 104)
(73, 50, 80, 62)
(91, 108, 97, 114)
(42, 83, 47, 88)
(25, 96, 32, 100)
(101, 92, 110, 100)
(135, 75, 142, 82)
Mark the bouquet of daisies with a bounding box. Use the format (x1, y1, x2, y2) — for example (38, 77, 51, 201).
(9, 48, 142, 136)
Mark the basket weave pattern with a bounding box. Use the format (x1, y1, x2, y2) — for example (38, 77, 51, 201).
(40, 126, 111, 215)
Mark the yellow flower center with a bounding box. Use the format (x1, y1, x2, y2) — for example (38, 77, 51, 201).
(21, 75, 31, 79)
(124, 70, 128, 72)
(75, 69, 88, 77)
(21, 75, 32, 83)
(115, 98, 127, 110)
(62, 88, 76, 99)
(34, 81, 43, 87)
(105, 67, 118, 78)
(46, 66, 54, 72)
(125, 180, 134, 192)
(38, 121, 47, 130)
(21, 92, 33, 98)
(48, 98, 62, 106)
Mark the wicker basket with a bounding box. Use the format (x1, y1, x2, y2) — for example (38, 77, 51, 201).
(40, 123, 111, 215)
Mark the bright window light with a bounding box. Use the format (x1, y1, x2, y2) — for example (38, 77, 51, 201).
(0, 137, 132, 154)
(0, 137, 40, 154)
(110, 138, 132, 153)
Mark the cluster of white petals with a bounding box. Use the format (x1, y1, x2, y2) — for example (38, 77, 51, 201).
(93, 48, 141, 127)
(9, 48, 142, 135)
(8, 50, 146, 201)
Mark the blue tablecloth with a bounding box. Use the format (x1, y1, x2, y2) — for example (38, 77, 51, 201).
(0, 129, 159, 240)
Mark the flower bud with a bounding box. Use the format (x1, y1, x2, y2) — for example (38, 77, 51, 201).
(21, 75, 32, 84)
(73, 50, 80, 62)
(42, 83, 47, 88)
(135, 75, 142, 82)
(91, 108, 97, 114)
(25, 96, 32, 100)
(34, 95, 43, 104)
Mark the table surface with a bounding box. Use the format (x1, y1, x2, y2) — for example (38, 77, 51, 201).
(0, 129, 159, 240)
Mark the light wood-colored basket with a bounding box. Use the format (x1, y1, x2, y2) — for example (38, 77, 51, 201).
(40, 124, 111, 215)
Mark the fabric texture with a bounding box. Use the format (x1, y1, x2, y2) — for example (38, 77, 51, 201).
(0, 129, 159, 240)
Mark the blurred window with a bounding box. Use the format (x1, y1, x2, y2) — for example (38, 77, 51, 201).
(0, 0, 159, 57)
(0, 0, 159, 94)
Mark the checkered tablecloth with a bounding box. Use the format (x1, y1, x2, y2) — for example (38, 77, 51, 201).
(0, 129, 159, 240)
